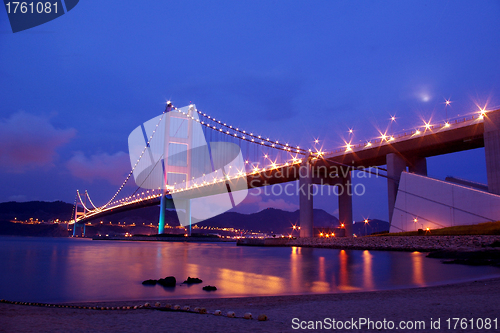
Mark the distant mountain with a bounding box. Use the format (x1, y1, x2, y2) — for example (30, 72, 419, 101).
(0, 201, 73, 222)
(197, 208, 339, 235)
(0, 201, 388, 236)
(0, 220, 67, 237)
(353, 219, 390, 236)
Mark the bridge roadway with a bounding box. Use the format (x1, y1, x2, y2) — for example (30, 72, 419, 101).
(77, 109, 500, 238)
(323, 113, 486, 168)
(74, 161, 346, 223)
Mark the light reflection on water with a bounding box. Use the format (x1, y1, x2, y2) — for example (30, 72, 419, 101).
(0, 236, 499, 303)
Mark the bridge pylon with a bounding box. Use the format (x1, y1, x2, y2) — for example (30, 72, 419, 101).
(72, 200, 86, 237)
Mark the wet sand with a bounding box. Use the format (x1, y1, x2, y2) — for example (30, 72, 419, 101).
(2, 277, 500, 332)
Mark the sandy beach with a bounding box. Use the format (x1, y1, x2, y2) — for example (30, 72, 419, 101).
(2, 276, 500, 332)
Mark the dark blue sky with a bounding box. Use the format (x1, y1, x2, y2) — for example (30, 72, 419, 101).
(1, 1, 499, 221)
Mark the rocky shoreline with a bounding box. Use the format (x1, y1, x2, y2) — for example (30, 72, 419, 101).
(238, 235, 500, 252)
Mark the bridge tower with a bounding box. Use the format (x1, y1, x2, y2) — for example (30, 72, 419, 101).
(158, 103, 195, 234)
(72, 200, 86, 237)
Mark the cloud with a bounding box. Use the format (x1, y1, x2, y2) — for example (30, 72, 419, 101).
(66, 151, 131, 186)
(0, 111, 76, 172)
(8, 194, 27, 202)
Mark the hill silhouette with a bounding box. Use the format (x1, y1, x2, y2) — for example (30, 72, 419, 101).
(0, 201, 388, 236)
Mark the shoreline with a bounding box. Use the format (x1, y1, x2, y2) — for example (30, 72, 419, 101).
(238, 235, 500, 252)
(3, 277, 500, 332)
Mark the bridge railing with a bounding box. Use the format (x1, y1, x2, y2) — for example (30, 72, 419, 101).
(327, 112, 485, 156)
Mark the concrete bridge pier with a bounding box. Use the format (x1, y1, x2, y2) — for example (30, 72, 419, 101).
(409, 157, 427, 176)
(338, 172, 353, 237)
(387, 153, 407, 225)
(484, 110, 500, 194)
(299, 157, 313, 237)
(159, 193, 167, 234)
(387, 153, 428, 225)
(185, 199, 192, 235)
(158, 194, 175, 234)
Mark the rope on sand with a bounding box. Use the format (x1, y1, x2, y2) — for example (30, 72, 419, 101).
(0, 299, 267, 321)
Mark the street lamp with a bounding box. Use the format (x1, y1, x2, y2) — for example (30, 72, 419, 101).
(444, 99, 451, 124)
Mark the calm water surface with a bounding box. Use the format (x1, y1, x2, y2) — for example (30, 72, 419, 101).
(1, 236, 499, 303)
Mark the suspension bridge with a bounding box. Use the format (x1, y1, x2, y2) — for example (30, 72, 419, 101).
(71, 101, 500, 238)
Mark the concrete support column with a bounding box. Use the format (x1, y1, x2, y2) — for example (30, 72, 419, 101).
(484, 110, 500, 194)
(338, 172, 353, 237)
(387, 153, 407, 225)
(299, 158, 313, 237)
(409, 157, 427, 176)
(186, 199, 192, 236)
